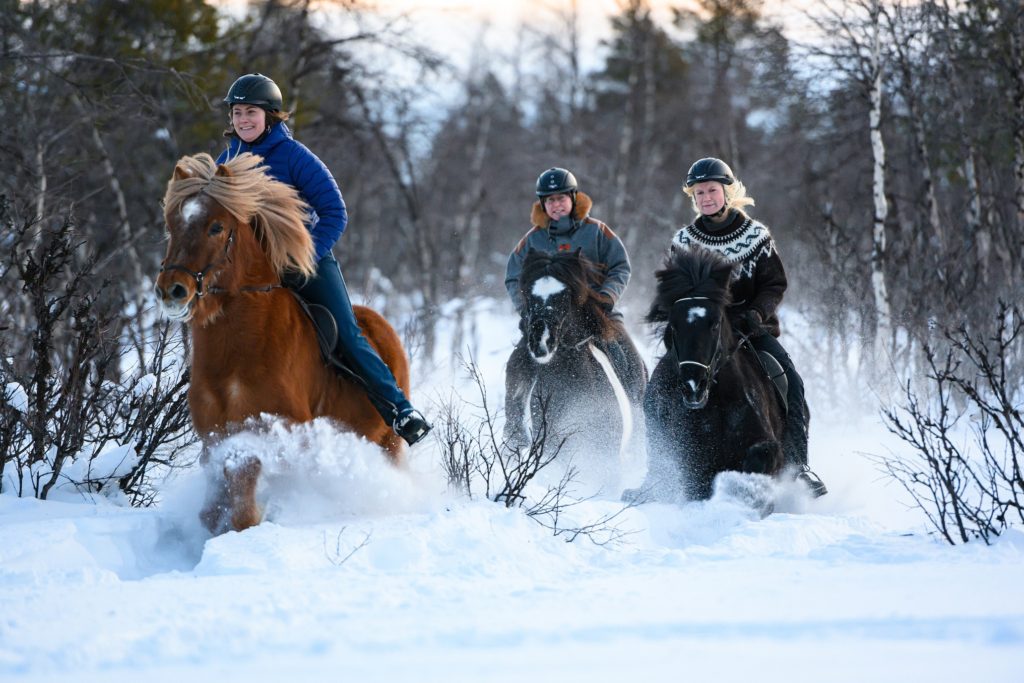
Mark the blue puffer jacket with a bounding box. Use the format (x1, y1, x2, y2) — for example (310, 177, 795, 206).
(217, 123, 347, 260)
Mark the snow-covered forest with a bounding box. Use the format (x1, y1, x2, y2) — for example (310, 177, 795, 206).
(1, 1, 1023, 680)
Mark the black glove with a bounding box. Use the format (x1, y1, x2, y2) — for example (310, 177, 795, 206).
(734, 309, 764, 336)
(596, 292, 615, 312)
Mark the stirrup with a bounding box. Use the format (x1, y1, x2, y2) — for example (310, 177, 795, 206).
(394, 409, 432, 446)
(795, 465, 828, 498)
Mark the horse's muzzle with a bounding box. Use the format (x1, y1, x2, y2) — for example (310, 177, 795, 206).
(527, 321, 557, 364)
(682, 394, 708, 410)
(155, 281, 194, 321)
(677, 366, 710, 409)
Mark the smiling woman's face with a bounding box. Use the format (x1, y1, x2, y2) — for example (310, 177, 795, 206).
(230, 104, 267, 143)
(692, 181, 726, 216)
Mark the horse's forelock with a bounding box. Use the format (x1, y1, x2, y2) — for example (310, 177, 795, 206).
(648, 246, 732, 321)
(520, 251, 600, 304)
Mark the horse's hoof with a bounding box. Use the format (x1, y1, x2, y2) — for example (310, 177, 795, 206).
(230, 504, 264, 532)
(621, 486, 652, 504)
(225, 456, 263, 531)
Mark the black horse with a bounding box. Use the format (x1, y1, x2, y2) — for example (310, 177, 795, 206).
(504, 249, 647, 478)
(638, 245, 797, 501)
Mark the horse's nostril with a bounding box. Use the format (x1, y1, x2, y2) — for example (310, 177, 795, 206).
(169, 283, 188, 301)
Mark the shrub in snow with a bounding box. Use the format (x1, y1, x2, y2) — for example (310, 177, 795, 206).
(0, 207, 196, 504)
(436, 356, 635, 546)
(879, 301, 1024, 544)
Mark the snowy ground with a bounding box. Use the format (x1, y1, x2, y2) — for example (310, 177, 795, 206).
(2, 302, 1023, 681)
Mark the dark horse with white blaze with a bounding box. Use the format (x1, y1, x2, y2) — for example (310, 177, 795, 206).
(504, 249, 647, 476)
(155, 152, 410, 533)
(640, 244, 795, 501)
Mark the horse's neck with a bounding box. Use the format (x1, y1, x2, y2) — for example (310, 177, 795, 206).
(191, 291, 295, 359)
(562, 310, 599, 346)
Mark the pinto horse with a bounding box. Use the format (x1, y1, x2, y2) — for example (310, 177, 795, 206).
(504, 249, 647, 479)
(155, 152, 409, 532)
(640, 244, 788, 501)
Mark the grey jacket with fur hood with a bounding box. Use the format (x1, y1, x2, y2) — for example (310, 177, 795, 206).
(504, 192, 631, 315)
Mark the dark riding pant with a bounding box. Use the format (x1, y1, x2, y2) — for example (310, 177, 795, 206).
(288, 254, 413, 425)
(749, 333, 809, 466)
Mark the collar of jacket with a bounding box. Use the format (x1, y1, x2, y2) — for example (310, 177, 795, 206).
(228, 121, 292, 157)
(530, 191, 594, 235)
(696, 208, 746, 235)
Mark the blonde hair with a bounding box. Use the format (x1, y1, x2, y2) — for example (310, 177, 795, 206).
(683, 179, 756, 217)
(163, 152, 316, 277)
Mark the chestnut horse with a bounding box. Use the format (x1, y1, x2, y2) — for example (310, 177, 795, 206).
(155, 152, 409, 533)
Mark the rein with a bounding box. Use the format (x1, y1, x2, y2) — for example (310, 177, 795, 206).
(160, 227, 282, 297)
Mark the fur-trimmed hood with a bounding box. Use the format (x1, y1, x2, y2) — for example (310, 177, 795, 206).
(530, 191, 594, 228)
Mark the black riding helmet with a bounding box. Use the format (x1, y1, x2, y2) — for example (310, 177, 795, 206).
(685, 157, 735, 187)
(536, 167, 578, 198)
(223, 73, 283, 112)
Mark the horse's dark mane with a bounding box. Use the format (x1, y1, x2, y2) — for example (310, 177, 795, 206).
(647, 245, 734, 323)
(520, 250, 601, 297)
(519, 250, 620, 338)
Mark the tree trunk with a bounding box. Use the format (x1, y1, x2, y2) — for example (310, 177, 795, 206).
(451, 93, 493, 363)
(868, 1, 893, 355)
(610, 7, 641, 229)
(1006, 0, 1024, 283)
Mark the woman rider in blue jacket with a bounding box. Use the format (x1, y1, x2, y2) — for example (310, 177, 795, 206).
(218, 73, 431, 446)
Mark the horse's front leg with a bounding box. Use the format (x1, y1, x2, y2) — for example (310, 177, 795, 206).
(225, 454, 263, 531)
(198, 446, 230, 534)
(503, 343, 536, 448)
(743, 440, 785, 476)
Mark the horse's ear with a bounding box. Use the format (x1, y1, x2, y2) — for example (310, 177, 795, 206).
(173, 163, 192, 181)
(215, 163, 234, 178)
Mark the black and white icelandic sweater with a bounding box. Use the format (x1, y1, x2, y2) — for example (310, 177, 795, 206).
(671, 209, 788, 338)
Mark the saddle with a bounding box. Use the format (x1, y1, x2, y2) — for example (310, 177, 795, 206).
(288, 291, 362, 383)
(754, 349, 789, 413)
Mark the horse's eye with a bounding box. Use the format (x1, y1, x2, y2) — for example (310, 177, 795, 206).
(209, 222, 224, 236)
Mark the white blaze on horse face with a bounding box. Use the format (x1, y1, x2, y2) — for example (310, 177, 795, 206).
(531, 276, 565, 301)
(687, 307, 707, 324)
(181, 198, 206, 228)
(533, 326, 555, 364)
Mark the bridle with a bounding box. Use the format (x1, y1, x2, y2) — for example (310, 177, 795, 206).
(671, 295, 758, 388)
(671, 296, 723, 386)
(160, 226, 281, 297)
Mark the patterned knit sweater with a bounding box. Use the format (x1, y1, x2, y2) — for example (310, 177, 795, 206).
(671, 209, 788, 337)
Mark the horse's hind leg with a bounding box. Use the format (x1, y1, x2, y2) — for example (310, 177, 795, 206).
(743, 440, 784, 476)
(225, 455, 263, 531)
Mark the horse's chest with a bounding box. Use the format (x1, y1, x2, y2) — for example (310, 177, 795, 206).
(189, 374, 261, 432)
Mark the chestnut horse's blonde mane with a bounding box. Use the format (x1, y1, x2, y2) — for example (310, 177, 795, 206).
(163, 152, 316, 277)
